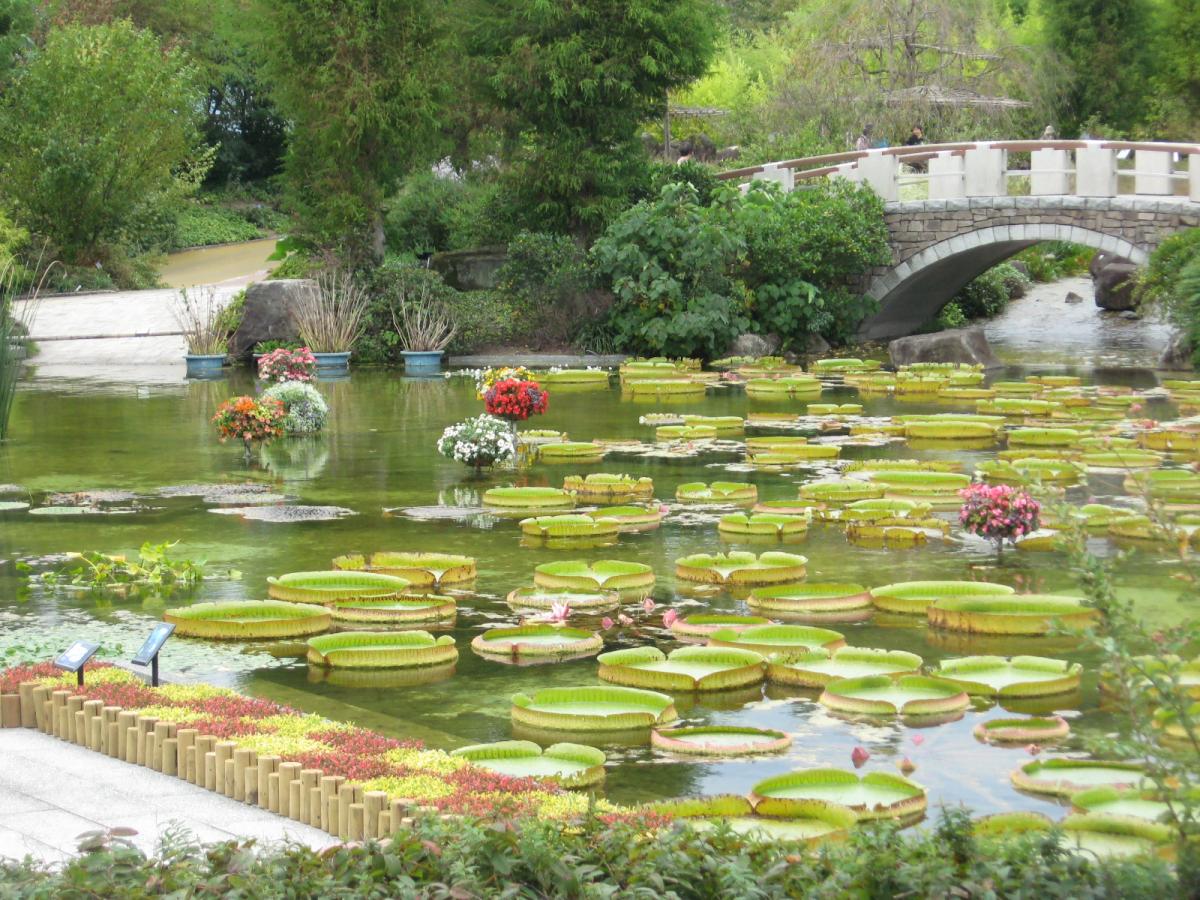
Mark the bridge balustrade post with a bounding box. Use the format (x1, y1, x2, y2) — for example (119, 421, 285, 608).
(750, 163, 794, 193)
(1192, 153, 1200, 202)
(964, 144, 1006, 197)
(927, 152, 964, 200)
(855, 152, 898, 202)
(1030, 148, 1070, 195)
(1075, 144, 1116, 197)
(1133, 150, 1174, 196)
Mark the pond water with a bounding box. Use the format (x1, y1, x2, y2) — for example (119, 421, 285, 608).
(0, 307, 1192, 819)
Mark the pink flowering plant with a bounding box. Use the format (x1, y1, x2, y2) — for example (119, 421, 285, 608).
(258, 347, 317, 383)
(959, 483, 1040, 555)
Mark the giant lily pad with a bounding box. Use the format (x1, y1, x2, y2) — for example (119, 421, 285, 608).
(675, 551, 807, 586)
(1061, 814, 1176, 859)
(506, 587, 619, 614)
(715, 513, 811, 535)
(533, 560, 655, 597)
(798, 480, 885, 505)
(745, 377, 823, 398)
(973, 716, 1071, 744)
(903, 420, 1000, 440)
(306, 630, 458, 669)
(1008, 428, 1087, 447)
(682, 414, 745, 433)
(165, 600, 330, 639)
(928, 594, 1099, 635)
(748, 583, 872, 623)
(562, 473, 653, 500)
(766, 647, 922, 688)
(837, 499, 934, 523)
(209, 505, 354, 523)
(819, 674, 969, 723)
(651, 726, 791, 756)
(471, 625, 603, 662)
(332, 552, 476, 587)
(518, 515, 620, 541)
(1080, 449, 1163, 470)
(510, 685, 677, 732)
(597, 646, 765, 692)
(676, 481, 758, 503)
(538, 442, 606, 463)
(587, 505, 667, 532)
(482, 487, 576, 510)
(330, 594, 457, 624)
(669, 613, 772, 640)
(657, 424, 717, 441)
(1139, 429, 1200, 452)
(867, 471, 972, 503)
(750, 769, 927, 821)
(869, 580, 1014, 616)
(538, 368, 610, 386)
(649, 796, 856, 844)
(1011, 759, 1147, 797)
(450, 741, 606, 788)
(934, 655, 1082, 697)
(267, 570, 409, 604)
(708, 623, 844, 653)
(1070, 786, 1175, 823)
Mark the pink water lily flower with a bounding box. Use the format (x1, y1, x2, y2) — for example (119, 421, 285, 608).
(911, 734, 924, 746)
(547, 601, 571, 623)
(642, 597, 656, 613)
(618, 613, 634, 627)
(851, 746, 871, 768)
(662, 609, 679, 628)
(601, 617, 614, 630)
(1025, 743, 1042, 756)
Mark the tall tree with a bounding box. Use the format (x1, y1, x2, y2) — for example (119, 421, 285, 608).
(254, 0, 445, 258)
(1154, 0, 1200, 134)
(1040, 0, 1153, 134)
(471, 0, 722, 240)
(0, 20, 208, 262)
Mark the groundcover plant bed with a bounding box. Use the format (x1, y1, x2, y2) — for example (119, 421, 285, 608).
(164, 600, 332, 639)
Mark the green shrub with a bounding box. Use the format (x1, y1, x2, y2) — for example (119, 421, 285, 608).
(640, 161, 723, 206)
(952, 262, 1031, 320)
(493, 231, 599, 345)
(384, 173, 519, 257)
(1137, 228, 1200, 315)
(933, 300, 968, 330)
(591, 182, 747, 359)
(445, 289, 522, 352)
(171, 203, 263, 250)
(1012, 242, 1092, 282)
(0, 808, 1179, 898)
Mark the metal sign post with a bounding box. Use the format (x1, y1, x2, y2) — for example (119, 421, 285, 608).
(131, 623, 175, 687)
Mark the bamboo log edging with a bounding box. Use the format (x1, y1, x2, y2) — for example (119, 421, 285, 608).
(6, 678, 444, 847)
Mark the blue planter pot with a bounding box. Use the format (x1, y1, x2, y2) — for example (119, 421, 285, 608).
(312, 351, 351, 374)
(401, 350, 445, 372)
(184, 353, 226, 378)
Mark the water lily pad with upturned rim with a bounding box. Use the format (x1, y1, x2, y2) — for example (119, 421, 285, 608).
(1069, 786, 1177, 823)
(869, 580, 1014, 616)
(798, 480, 885, 505)
(675, 551, 807, 586)
(533, 560, 655, 596)
(1011, 759, 1147, 797)
(482, 486, 576, 510)
(331, 552, 476, 587)
(330, 594, 456, 624)
(562, 473, 654, 499)
(306, 630, 458, 669)
(506, 586, 619, 613)
(267, 570, 409, 604)
(972, 715, 1071, 744)
(451, 740, 606, 788)
(471, 625, 603, 661)
(934, 655, 1082, 697)
(676, 482, 758, 503)
(928, 594, 1099, 635)
(597, 645, 765, 692)
(748, 583, 872, 622)
(669, 613, 772, 640)
(718, 512, 811, 538)
(518, 515, 620, 540)
(511, 685, 677, 731)
(708, 623, 844, 654)
(165, 600, 331, 639)
(818, 674, 969, 721)
(586, 505, 667, 532)
(766, 647, 922, 688)
(538, 442, 606, 463)
(647, 795, 856, 844)
(750, 768, 927, 821)
(651, 726, 791, 756)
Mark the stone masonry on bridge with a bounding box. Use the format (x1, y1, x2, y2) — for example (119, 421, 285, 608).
(858, 195, 1200, 339)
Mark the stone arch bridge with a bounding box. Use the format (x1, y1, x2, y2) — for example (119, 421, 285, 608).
(718, 140, 1200, 340)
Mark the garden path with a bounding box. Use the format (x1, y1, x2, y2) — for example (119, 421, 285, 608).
(0, 729, 337, 865)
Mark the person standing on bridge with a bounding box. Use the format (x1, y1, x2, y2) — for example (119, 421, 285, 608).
(855, 124, 874, 152)
(902, 124, 926, 172)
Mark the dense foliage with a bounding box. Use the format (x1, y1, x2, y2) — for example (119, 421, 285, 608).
(0, 808, 1180, 898)
(1137, 228, 1200, 364)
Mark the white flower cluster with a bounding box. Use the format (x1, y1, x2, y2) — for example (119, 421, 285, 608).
(436, 414, 517, 467)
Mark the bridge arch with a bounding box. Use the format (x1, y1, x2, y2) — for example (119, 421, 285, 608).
(858, 223, 1146, 341)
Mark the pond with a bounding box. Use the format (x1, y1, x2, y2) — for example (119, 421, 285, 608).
(0, 352, 1191, 817)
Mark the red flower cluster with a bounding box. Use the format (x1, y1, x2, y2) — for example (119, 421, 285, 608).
(484, 379, 548, 422)
(959, 483, 1041, 546)
(0, 661, 63, 694)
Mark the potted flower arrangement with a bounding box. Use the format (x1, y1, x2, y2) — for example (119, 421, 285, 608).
(391, 276, 457, 373)
(212, 395, 286, 460)
(252, 339, 303, 367)
(436, 414, 517, 472)
(173, 287, 231, 377)
(484, 378, 549, 422)
(474, 366, 533, 398)
(257, 346, 317, 383)
(261, 381, 328, 433)
(291, 269, 368, 374)
(958, 483, 1041, 556)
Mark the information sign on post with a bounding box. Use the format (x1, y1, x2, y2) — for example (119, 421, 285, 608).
(53, 640, 100, 687)
(131, 623, 174, 687)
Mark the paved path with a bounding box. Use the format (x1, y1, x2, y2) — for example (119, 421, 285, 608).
(0, 729, 338, 865)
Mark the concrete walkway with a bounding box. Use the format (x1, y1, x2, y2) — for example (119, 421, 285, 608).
(0, 729, 338, 865)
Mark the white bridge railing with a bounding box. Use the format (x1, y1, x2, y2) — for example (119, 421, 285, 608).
(716, 140, 1200, 203)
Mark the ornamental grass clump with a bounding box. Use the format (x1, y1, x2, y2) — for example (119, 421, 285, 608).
(437, 414, 517, 470)
(261, 380, 328, 433)
(959, 483, 1041, 555)
(292, 269, 369, 352)
(257, 346, 317, 383)
(173, 287, 231, 356)
(211, 395, 285, 457)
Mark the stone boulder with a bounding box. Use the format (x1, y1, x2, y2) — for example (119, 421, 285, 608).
(1065, 291, 1084, 304)
(430, 246, 507, 292)
(228, 279, 314, 360)
(888, 326, 1002, 369)
(1093, 262, 1139, 311)
(1160, 331, 1194, 370)
(726, 332, 781, 358)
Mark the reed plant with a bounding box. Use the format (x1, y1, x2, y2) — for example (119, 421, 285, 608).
(172, 287, 230, 355)
(391, 274, 457, 351)
(0, 251, 54, 440)
(293, 268, 369, 352)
